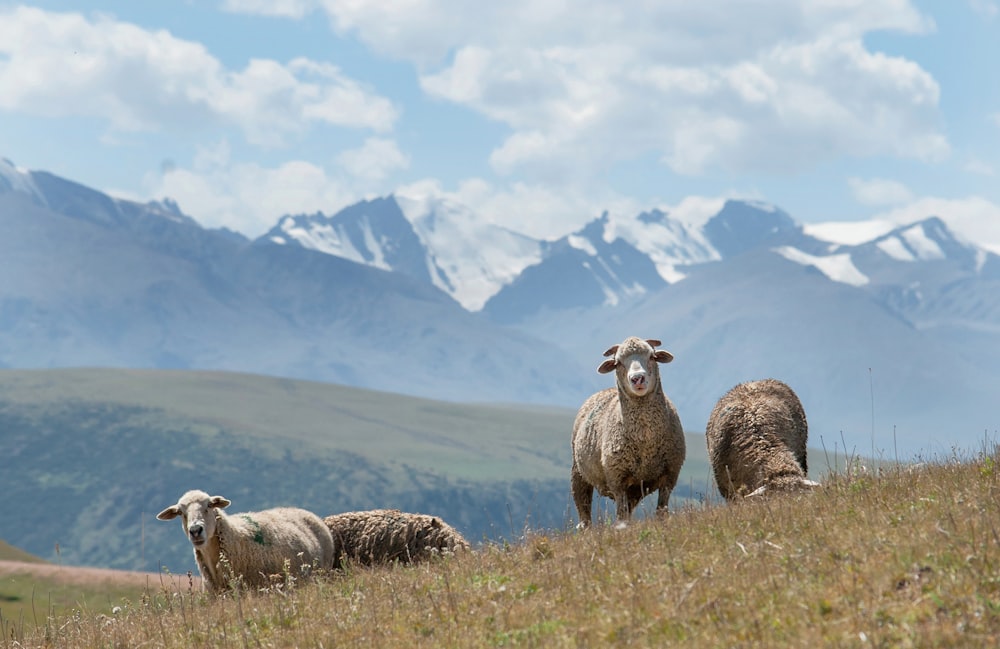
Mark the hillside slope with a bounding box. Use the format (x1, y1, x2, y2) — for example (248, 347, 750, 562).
(0, 368, 735, 572)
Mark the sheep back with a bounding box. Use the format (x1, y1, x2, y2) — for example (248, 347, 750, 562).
(323, 509, 470, 568)
(213, 507, 335, 590)
(705, 378, 813, 500)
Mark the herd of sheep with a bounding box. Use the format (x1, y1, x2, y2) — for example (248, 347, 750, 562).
(158, 334, 818, 593)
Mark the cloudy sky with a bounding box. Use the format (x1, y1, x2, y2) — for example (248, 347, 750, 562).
(1, 1, 998, 240)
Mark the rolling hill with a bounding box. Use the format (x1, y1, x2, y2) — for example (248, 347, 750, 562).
(0, 368, 749, 573)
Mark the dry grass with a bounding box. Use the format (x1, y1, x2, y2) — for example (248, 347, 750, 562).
(5, 451, 1000, 648)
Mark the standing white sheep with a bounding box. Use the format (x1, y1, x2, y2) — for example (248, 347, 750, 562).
(705, 378, 820, 500)
(323, 509, 470, 568)
(571, 336, 686, 528)
(156, 490, 335, 593)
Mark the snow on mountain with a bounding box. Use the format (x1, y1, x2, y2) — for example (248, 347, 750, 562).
(607, 208, 719, 282)
(875, 222, 947, 262)
(806, 216, 985, 275)
(262, 194, 543, 312)
(806, 202, 1000, 257)
(395, 193, 543, 311)
(773, 246, 870, 287)
(0, 158, 46, 204)
(480, 212, 668, 323)
(804, 220, 896, 248)
(271, 212, 392, 270)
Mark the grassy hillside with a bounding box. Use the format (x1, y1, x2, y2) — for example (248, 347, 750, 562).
(4, 454, 998, 648)
(0, 565, 166, 635)
(0, 540, 43, 564)
(0, 368, 847, 575)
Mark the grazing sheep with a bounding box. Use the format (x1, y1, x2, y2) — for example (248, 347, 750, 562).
(323, 509, 470, 568)
(157, 490, 335, 593)
(571, 336, 686, 528)
(705, 378, 820, 500)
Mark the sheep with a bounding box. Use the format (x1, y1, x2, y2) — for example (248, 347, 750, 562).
(322, 509, 470, 568)
(571, 336, 686, 528)
(156, 490, 335, 593)
(705, 378, 821, 500)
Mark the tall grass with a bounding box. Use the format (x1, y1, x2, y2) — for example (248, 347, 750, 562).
(5, 450, 1000, 648)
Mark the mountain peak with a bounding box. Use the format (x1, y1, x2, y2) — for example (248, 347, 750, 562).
(703, 200, 800, 258)
(0, 158, 45, 204)
(637, 208, 669, 225)
(872, 216, 977, 265)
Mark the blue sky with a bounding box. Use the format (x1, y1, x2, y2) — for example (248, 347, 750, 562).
(1, 1, 998, 240)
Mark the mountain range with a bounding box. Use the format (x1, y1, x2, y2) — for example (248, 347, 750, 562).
(2, 157, 998, 456)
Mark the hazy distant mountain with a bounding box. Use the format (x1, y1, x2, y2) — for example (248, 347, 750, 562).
(2, 156, 998, 455)
(506, 209, 1000, 457)
(261, 194, 543, 311)
(0, 158, 598, 406)
(481, 212, 669, 324)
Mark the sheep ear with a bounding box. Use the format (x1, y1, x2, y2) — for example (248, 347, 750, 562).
(208, 496, 232, 510)
(653, 349, 674, 364)
(597, 359, 617, 374)
(157, 506, 181, 521)
(645, 339, 662, 348)
(602, 344, 619, 357)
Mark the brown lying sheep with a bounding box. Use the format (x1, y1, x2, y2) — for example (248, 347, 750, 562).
(157, 490, 335, 593)
(323, 509, 470, 568)
(571, 336, 686, 528)
(705, 378, 820, 500)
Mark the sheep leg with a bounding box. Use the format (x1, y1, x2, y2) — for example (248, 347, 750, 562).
(613, 493, 634, 527)
(654, 487, 672, 517)
(571, 471, 594, 528)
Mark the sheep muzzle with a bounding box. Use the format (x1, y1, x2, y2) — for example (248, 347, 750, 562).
(188, 523, 207, 545)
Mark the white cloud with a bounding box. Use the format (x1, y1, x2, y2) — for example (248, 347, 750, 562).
(303, 1, 945, 181)
(964, 158, 995, 176)
(0, 6, 397, 144)
(969, 0, 999, 18)
(848, 177, 914, 206)
(335, 137, 410, 184)
(221, 0, 317, 18)
(145, 145, 358, 236)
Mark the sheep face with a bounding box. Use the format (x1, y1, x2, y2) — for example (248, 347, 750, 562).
(157, 490, 232, 548)
(598, 337, 673, 398)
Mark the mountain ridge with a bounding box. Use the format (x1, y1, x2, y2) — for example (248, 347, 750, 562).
(1, 158, 998, 454)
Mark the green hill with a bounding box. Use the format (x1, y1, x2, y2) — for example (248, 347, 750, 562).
(0, 539, 44, 563)
(0, 368, 842, 574)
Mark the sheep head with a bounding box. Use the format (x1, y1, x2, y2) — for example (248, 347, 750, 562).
(157, 490, 232, 548)
(597, 336, 674, 397)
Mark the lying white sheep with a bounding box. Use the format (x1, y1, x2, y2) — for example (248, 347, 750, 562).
(571, 336, 686, 528)
(705, 378, 820, 500)
(323, 509, 470, 568)
(157, 490, 335, 593)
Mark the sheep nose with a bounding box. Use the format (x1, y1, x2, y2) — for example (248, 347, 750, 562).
(188, 523, 204, 540)
(630, 374, 646, 388)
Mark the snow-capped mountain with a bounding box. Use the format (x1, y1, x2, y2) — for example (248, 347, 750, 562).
(481, 212, 668, 324)
(1, 156, 998, 455)
(261, 194, 543, 311)
(0, 160, 599, 406)
(263, 194, 732, 317)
